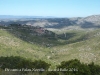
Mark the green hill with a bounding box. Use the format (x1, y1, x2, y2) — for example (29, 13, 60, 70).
(0, 25, 100, 68)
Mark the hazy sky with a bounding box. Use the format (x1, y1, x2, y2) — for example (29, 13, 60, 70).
(0, 0, 100, 17)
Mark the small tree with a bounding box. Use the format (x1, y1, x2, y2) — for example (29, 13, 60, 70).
(88, 62, 100, 75)
(57, 59, 91, 75)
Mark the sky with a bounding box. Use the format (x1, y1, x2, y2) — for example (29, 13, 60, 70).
(0, 0, 100, 17)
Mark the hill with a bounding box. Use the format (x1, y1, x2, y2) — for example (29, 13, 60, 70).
(0, 15, 100, 29)
(0, 24, 100, 68)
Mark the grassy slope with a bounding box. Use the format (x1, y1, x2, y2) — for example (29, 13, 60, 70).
(50, 29, 100, 65)
(0, 27, 100, 68)
(0, 29, 50, 60)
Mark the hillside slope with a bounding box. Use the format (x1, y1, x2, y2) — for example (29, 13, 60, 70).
(0, 25, 100, 67)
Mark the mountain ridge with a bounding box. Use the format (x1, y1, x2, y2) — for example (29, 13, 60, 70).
(0, 15, 100, 29)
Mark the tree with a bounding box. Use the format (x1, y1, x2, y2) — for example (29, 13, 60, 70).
(57, 59, 91, 75)
(88, 62, 100, 75)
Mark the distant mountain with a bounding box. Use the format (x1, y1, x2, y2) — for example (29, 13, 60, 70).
(70, 15, 100, 25)
(0, 15, 100, 29)
(69, 15, 100, 28)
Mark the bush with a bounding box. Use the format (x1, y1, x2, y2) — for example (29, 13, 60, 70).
(0, 56, 100, 75)
(57, 59, 92, 75)
(88, 62, 100, 75)
(0, 56, 50, 71)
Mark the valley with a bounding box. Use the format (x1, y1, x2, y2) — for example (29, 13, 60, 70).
(0, 15, 100, 65)
(0, 15, 100, 75)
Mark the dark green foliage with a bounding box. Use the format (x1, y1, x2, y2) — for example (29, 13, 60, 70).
(46, 71, 59, 75)
(58, 33, 76, 40)
(88, 62, 100, 75)
(1, 24, 58, 46)
(0, 56, 50, 70)
(0, 57, 100, 75)
(0, 24, 89, 47)
(0, 56, 25, 69)
(9, 24, 21, 27)
(57, 59, 100, 75)
(44, 30, 55, 37)
(31, 60, 50, 70)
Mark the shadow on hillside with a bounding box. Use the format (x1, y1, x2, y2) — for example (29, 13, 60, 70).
(81, 21, 100, 28)
(0, 25, 88, 47)
(45, 19, 100, 29)
(44, 18, 73, 29)
(57, 33, 76, 40)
